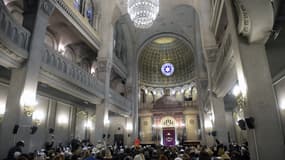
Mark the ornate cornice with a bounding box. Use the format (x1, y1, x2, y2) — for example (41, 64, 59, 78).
(233, 0, 251, 37)
(233, 0, 274, 43)
(0, 41, 27, 68)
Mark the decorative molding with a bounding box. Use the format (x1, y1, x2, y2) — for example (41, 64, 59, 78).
(77, 110, 88, 118)
(233, 0, 274, 43)
(0, 41, 27, 68)
(97, 60, 108, 72)
(39, 69, 103, 104)
(233, 0, 251, 37)
(40, 0, 55, 16)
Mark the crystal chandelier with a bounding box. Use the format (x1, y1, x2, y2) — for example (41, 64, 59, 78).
(127, 0, 159, 29)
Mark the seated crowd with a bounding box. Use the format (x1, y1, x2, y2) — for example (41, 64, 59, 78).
(5, 139, 250, 160)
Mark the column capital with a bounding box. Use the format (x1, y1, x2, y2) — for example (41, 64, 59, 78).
(233, 0, 274, 43)
(39, 0, 55, 16)
(97, 58, 112, 72)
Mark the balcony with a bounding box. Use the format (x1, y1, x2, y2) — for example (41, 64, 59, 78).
(41, 47, 105, 101)
(41, 47, 132, 112)
(0, 0, 30, 68)
(109, 89, 132, 112)
(50, 0, 101, 49)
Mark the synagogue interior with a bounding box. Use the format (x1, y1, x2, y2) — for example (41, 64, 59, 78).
(0, 0, 285, 160)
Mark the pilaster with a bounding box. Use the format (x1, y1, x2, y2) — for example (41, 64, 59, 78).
(211, 96, 228, 145)
(94, 103, 109, 144)
(0, 0, 54, 157)
(236, 41, 285, 160)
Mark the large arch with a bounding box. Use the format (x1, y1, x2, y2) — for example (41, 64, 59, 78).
(137, 33, 196, 88)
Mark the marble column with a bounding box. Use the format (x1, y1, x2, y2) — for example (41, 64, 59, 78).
(94, 0, 117, 146)
(236, 41, 285, 160)
(0, 0, 54, 157)
(211, 96, 228, 145)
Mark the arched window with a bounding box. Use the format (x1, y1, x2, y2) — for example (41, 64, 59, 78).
(44, 31, 58, 50)
(83, 0, 94, 25)
(86, 6, 93, 24)
(63, 47, 75, 62)
(74, 0, 82, 12)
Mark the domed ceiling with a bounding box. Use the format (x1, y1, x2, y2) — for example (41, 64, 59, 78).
(139, 37, 195, 87)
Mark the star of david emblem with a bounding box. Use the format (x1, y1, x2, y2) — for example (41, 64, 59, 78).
(161, 63, 174, 76)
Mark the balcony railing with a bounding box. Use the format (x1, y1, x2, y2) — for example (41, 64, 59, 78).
(109, 89, 131, 111)
(51, 0, 101, 49)
(41, 47, 105, 98)
(0, 0, 30, 67)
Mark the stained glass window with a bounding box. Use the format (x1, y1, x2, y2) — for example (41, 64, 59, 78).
(87, 7, 93, 24)
(74, 0, 81, 11)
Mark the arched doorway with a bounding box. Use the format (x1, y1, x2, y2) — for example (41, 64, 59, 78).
(160, 116, 177, 146)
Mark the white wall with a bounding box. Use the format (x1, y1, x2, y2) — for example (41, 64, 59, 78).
(225, 111, 237, 143)
(0, 82, 99, 151)
(109, 116, 128, 145)
(0, 84, 8, 136)
(29, 96, 49, 151)
(54, 102, 72, 145)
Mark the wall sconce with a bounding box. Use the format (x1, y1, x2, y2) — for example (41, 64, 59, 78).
(204, 119, 213, 130)
(20, 92, 38, 117)
(208, 113, 215, 123)
(104, 118, 110, 126)
(232, 84, 247, 112)
(32, 110, 45, 126)
(91, 67, 96, 75)
(23, 106, 35, 117)
(0, 104, 5, 121)
(57, 114, 69, 126)
(58, 44, 66, 55)
(126, 122, 133, 131)
(232, 84, 242, 97)
(180, 123, 185, 128)
(84, 120, 94, 130)
(279, 98, 285, 110)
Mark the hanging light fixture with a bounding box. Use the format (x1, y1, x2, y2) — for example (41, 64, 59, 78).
(127, 0, 160, 29)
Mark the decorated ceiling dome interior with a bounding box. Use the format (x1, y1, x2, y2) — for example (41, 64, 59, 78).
(139, 36, 195, 87)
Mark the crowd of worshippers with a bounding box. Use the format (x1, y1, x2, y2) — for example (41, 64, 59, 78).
(5, 139, 250, 160)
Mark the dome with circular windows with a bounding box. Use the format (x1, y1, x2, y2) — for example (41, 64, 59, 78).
(139, 36, 195, 87)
